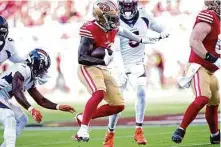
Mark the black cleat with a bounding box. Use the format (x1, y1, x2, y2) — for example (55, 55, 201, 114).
(210, 130, 220, 144)
(172, 128, 186, 144)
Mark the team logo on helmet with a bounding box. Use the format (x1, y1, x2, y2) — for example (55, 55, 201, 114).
(98, 3, 111, 12)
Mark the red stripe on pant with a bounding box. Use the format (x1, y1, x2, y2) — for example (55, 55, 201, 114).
(80, 66, 97, 93)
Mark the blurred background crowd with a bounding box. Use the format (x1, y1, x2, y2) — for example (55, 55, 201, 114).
(0, 0, 220, 98)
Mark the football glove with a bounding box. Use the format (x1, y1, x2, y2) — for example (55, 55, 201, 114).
(104, 49, 113, 65)
(28, 107, 42, 123)
(56, 104, 75, 113)
(0, 79, 8, 89)
(117, 71, 128, 87)
(214, 58, 221, 68)
(159, 31, 170, 39)
(140, 37, 159, 44)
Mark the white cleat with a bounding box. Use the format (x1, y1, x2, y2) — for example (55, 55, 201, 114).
(74, 125, 90, 142)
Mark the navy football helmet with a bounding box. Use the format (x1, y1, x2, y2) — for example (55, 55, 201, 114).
(0, 16, 8, 42)
(118, 0, 138, 20)
(26, 49, 51, 78)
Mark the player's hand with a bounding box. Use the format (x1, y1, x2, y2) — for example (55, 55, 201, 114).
(0, 79, 8, 89)
(57, 104, 75, 113)
(118, 71, 128, 87)
(104, 49, 113, 65)
(214, 58, 221, 68)
(159, 30, 170, 39)
(28, 107, 42, 123)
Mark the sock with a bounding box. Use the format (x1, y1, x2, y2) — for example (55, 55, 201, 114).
(205, 105, 219, 134)
(135, 85, 146, 124)
(108, 113, 120, 132)
(180, 96, 209, 129)
(211, 131, 219, 137)
(136, 122, 143, 128)
(82, 90, 105, 125)
(92, 104, 124, 119)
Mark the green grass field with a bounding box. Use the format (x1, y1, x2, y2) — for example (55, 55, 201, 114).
(3, 125, 218, 147)
(27, 102, 192, 124)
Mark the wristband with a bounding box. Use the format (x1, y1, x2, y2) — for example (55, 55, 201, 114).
(205, 52, 218, 63)
(28, 106, 34, 112)
(56, 104, 60, 110)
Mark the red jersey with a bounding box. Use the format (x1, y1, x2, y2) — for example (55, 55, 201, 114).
(189, 10, 220, 72)
(79, 21, 118, 49)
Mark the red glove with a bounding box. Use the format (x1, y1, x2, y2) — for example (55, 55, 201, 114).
(28, 107, 43, 123)
(56, 104, 75, 113)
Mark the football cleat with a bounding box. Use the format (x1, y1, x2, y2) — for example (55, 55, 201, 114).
(172, 128, 186, 144)
(103, 132, 115, 147)
(210, 130, 220, 144)
(134, 128, 147, 145)
(75, 113, 83, 126)
(74, 126, 90, 142)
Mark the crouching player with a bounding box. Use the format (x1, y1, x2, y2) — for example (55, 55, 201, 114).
(172, 0, 220, 144)
(0, 48, 75, 147)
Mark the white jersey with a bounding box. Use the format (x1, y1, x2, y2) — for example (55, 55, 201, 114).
(0, 63, 34, 107)
(116, 10, 164, 68)
(0, 38, 25, 64)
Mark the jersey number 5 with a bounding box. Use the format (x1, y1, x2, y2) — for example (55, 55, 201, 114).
(129, 31, 140, 48)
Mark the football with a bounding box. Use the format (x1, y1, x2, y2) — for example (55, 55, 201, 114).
(91, 47, 113, 59)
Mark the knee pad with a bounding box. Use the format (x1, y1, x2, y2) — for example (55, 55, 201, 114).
(16, 114, 28, 137)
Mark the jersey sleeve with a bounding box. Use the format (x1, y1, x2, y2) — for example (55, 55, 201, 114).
(6, 38, 25, 63)
(12, 64, 31, 81)
(79, 23, 94, 39)
(196, 10, 214, 24)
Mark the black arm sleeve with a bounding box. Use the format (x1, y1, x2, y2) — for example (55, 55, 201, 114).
(78, 37, 105, 66)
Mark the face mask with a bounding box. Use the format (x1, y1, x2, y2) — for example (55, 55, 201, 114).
(35, 73, 50, 85)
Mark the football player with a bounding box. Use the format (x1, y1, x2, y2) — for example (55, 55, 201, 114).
(0, 16, 26, 88)
(0, 49, 75, 147)
(74, 0, 159, 142)
(172, 0, 220, 144)
(103, 0, 169, 146)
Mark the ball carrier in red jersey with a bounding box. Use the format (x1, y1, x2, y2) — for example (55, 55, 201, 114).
(74, 0, 159, 142)
(172, 0, 221, 144)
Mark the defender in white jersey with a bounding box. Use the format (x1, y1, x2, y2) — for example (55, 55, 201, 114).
(0, 49, 75, 147)
(103, 0, 169, 146)
(0, 16, 25, 89)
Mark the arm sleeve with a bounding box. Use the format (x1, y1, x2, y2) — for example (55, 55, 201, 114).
(117, 27, 141, 42)
(8, 41, 25, 63)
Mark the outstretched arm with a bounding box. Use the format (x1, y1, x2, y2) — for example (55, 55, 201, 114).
(28, 87, 75, 113)
(12, 71, 31, 110)
(12, 72, 42, 123)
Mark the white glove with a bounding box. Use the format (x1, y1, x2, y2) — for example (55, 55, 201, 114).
(104, 49, 113, 65)
(140, 37, 159, 44)
(0, 79, 9, 89)
(160, 31, 170, 39)
(117, 71, 128, 87)
(214, 58, 221, 68)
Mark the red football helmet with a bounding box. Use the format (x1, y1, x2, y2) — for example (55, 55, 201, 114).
(204, 0, 220, 16)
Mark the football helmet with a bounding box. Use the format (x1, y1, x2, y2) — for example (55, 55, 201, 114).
(118, 0, 138, 20)
(0, 16, 8, 50)
(204, 0, 220, 16)
(26, 49, 51, 78)
(93, 0, 120, 31)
